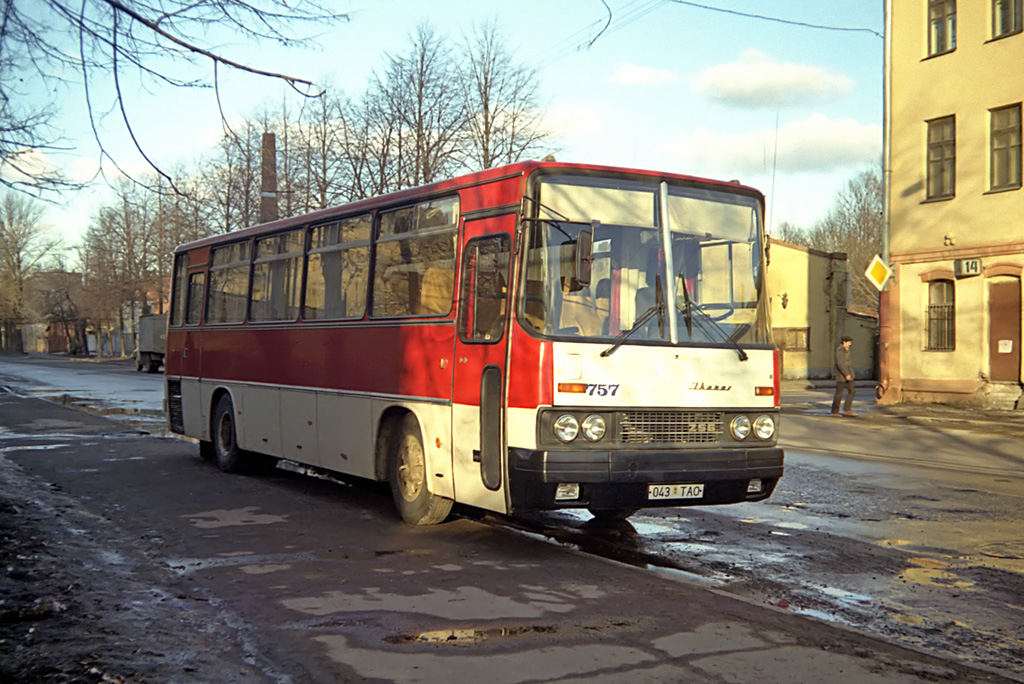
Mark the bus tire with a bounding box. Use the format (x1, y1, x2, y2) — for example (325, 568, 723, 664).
(588, 508, 639, 522)
(198, 440, 215, 461)
(389, 414, 452, 525)
(213, 395, 244, 473)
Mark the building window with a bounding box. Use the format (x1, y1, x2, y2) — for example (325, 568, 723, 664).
(993, 0, 1023, 37)
(776, 327, 810, 351)
(926, 280, 955, 351)
(929, 0, 957, 55)
(927, 116, 956, 199)
(991, 104, 1022, 191)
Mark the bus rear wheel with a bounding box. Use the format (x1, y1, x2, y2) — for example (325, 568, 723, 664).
(389, 414, 452, 525)
(213, 395, 244, 473)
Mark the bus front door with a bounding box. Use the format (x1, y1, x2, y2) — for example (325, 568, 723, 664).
(452, 217, 514, 513)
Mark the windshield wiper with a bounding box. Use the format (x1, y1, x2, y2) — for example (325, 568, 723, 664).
(677, 302, 748, 361)
(600, 303, 663, 357)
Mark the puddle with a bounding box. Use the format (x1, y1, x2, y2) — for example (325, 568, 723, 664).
(183, 506, 288, 528)
(979, 540, 1024, 560)
(282, 585, 585, 620)
(877, 539, 912, 547)
(900, 557, 976, 589)
(384, 624, 559, 645)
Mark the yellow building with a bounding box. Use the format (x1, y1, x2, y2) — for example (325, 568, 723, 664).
(768, 239, 877, 380)
(883, 0, 1023, 409)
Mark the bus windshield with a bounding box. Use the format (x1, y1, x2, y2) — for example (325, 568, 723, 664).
(521, 174, 770, 346)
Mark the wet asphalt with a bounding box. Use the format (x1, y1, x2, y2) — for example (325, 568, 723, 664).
(0, 357, 1021, 682)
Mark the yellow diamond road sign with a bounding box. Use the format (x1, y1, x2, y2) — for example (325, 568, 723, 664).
(865, 254, 892, 291)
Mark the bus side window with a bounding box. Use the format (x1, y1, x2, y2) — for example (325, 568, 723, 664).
(186, 272, 205, 326)
(373, 197, 458, 318)
(170, 254, 189, 327)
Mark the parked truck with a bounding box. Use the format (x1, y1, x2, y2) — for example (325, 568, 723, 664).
(136, 313, 167, 373)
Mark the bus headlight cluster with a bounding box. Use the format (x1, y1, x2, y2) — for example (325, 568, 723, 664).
(553, 414, 607, 443)
(730, 414, 775, 441)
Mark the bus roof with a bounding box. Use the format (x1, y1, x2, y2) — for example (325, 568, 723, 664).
(173, 160, 764, 254)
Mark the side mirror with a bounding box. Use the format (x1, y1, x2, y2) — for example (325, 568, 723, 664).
(575, 227, 593, 287)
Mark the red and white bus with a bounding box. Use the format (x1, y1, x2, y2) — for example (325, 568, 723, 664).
(165, 160, 783, 525)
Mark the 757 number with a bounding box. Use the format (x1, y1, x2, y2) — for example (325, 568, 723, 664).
(586, 383, 620, 396)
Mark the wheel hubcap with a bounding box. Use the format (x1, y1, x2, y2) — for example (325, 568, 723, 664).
(397, 436, 424, 500)
(217, 415, 233, 454)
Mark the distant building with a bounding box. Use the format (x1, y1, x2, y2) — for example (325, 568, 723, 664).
(883, 1, 1023, 409)
(768, 239, 877, 381)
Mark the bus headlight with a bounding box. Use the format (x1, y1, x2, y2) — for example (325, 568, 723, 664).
(553, 414, 580, 442)
(730, 415, 751, 440)
(581, 414, 607, 442)
(753, 415, 776, 440)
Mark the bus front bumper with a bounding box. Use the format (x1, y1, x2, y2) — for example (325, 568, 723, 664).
(507, 446, 784, 512)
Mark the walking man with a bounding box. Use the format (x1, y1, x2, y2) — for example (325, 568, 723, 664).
(832, 335, 856, 416)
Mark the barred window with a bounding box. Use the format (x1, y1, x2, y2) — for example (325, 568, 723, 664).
(993, 0, 1023, 38)
(929, 0, 956, 55)
(991, 104, 1022, 191)
(926, 280, 955, 351)
(927, 116, 956, 200)
(304, 215, 371, 320)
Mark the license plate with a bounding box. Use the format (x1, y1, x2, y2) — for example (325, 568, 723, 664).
(648, 483, 704, 500)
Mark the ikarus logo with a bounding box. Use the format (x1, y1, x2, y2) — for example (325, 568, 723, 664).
(689, 381, 732, 391)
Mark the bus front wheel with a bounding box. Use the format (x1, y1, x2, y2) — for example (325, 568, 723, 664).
(213, 395, 244, 473)
(389, 414, 453, 525)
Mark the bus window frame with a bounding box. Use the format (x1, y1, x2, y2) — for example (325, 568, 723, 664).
(205, 240, 253, 326)
(249, 228, 305, 324)
(370, 195, 460, 320)
(458, 233, 512, 345)
(303, 214, 373, 322)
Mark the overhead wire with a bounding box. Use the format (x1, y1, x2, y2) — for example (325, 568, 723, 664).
(663, 0, 883, 39)
(539, 0, 881, 65)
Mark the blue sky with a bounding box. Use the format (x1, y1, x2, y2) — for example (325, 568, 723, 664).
(43, 0, 884, 243)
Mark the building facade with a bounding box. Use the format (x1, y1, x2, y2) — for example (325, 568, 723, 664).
(768, 239, 877, 381)
(883, 0, 1023, 409)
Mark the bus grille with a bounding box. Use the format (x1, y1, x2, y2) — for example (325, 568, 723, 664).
(619, 411, 723, 445)
(167, 379, 184, 434)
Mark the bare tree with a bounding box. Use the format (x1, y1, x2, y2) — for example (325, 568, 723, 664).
(771, 220, 811, 247)
(297, 90, 351, 211)
(0, 193, 60, 350)
(461, 21, 552, 169)
(373, 23, 469, 187)
(803, 167, 883, 315)
(0, 0, 346, 196)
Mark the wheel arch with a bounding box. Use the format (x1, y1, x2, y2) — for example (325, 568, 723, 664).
(206, 386, 238, 443)
(374, 406, 412, 482)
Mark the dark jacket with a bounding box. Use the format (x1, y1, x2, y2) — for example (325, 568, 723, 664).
(834, 343, 854, 382)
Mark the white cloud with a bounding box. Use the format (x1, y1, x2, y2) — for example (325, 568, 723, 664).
(607, 63, 678, 86)
(665, 114, 881, 177)
(692, 49, 853, 108)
